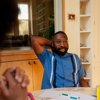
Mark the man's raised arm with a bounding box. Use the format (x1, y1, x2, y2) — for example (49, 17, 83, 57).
(31, 36, 52, 54)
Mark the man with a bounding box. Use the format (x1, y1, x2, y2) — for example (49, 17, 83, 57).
(31, 31, 89, 89)
(0, 0, 29, 100)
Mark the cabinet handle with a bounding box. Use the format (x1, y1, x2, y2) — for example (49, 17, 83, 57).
(28, 62, 31, 65)
(33, 61, 36, 64)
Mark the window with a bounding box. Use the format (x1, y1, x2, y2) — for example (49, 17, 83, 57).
(2, 4, 30, 49)
(18, 4, 29, 35)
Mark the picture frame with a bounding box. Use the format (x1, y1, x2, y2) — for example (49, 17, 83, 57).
(68, 14, 75, 20)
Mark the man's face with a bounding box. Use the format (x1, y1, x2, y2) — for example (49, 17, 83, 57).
(52, 33, 69, 56)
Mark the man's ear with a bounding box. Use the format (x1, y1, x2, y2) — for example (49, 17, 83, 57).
(51, 43, 54, 52)
(52, 43, 53, 47)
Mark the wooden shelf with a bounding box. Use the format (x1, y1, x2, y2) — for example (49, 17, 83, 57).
(37, 28, 46, 31)
(80, 0, 89, 1)
(36, 1, 53, 37)
(37, 14, 45, 20)
(37, 8, 45, 13)
(80, 31, 91, 33)
(82, 63, 91, 65)
(37, 21, 45, 25)
(80, 15, 91, 18)
(84, 77, 91, 80)
(80, 47, 91, 49)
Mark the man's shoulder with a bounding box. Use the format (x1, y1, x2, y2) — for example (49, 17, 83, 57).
(68, 53, 80, 60)
(68, 52, 78, 57)
(72, 53, 78, 57)
(37, 47, 53, 57)
(44, 47, 53, 54)
(36, 47, 53, 66)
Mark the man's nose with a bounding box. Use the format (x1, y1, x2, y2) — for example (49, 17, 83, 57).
(60, 41, 64, 47)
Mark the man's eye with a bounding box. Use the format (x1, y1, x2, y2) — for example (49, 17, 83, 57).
(63, 41, 67, 43)
(57, 41, 61, 43)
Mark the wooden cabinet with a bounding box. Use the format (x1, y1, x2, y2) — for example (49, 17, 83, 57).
(94, 63, 100, 86)
(32, 59, 44, 91)
(0, 60, 33, 92)
(0, 50, 44, 92)
(93, 0, 100, 87)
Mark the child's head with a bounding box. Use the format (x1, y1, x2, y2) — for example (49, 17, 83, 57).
(0, 0, 19, 48)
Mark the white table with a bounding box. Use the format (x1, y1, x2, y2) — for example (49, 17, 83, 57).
(28, 87, 97, 100)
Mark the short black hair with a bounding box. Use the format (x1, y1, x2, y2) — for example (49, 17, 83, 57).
(55, 31, 66, 35)
(52, 31, 68, 41)
(0, 0, 19, 48)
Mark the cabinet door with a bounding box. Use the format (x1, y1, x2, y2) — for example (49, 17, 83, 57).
(32, 59, 44, 91)
(94, 0, 100, 61)
(0, 60, 33, 92)
(93, 0, 100, 87)
(94, 63, 100, 87)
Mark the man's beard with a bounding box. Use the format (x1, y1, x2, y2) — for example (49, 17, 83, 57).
(53, 46, 68, 56)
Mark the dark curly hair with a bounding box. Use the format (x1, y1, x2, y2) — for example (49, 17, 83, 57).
(0, 0, 19, 48)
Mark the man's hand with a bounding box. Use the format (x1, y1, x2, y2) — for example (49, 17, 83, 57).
(0, 69, 27, 100)
(79, 77, 90, 87)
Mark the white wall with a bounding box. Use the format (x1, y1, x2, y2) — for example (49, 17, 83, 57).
(65, 0, 79, 54)
(54, 0, 63, 32)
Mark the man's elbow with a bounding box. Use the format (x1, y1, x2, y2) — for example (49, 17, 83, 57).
(31, 36, 38, 42)
(31, 36, 38, 45)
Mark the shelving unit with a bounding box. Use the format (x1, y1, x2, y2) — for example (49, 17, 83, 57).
(80, 15, 91, 18)
(80, 0, 90, 1)
(80, 47, 91, 49)
(82, 63, 91, 65)
(36, 1, 54, 36)
(80, 31, 91, 33)
(84, 77, 91, 81)
(79, 0, 92, 86)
